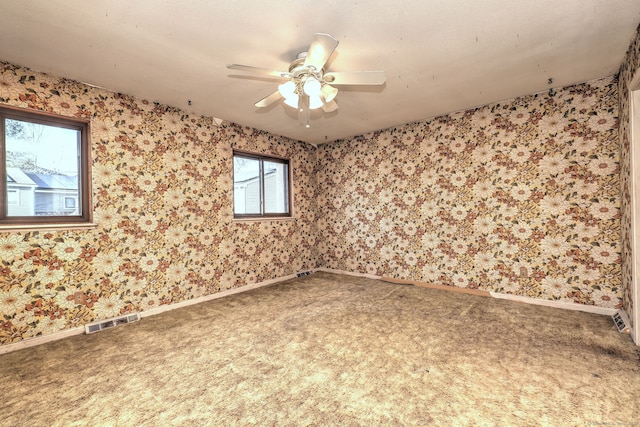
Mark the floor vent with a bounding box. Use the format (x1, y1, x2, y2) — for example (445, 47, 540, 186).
(85, 313, 140, 334)
(612, 310, 631, 334)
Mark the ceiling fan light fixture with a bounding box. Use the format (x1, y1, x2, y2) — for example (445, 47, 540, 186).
(278, 81, 297, 99)
(308, 95, 324, 110)
(321, 84, 338, 103)
(303, 76, 322, 97)
(284, 94, 300, 109)
(228, 33, 387, 127)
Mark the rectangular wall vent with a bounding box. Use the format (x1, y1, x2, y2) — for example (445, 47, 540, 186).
(296, 271, 312, 277)
(85, 313, 140, 334)
(612, 310, 631, 334)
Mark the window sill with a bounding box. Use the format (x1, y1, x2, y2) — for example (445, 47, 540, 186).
(0, 223, 98, 233)
(233, 217, 296, 223)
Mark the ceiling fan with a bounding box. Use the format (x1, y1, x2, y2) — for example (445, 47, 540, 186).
(227, 33, 386, 128)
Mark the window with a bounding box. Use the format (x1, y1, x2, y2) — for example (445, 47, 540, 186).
(7, 189, 18, 205)
(64, 196, 77, 210)
(1, 105, 91, 226)
(233, 151, 290, 218)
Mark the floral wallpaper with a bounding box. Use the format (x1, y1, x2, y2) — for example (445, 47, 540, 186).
(0, 55, 628, 348)
(0, 61, 317, 345)
(315, 77, 622, 309)
(617, 23, 640, 329)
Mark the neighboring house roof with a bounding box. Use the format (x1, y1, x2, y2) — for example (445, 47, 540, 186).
(234, 167, 277, 185)
(6, 167, 36, 186)
(24, 172, 77, 190)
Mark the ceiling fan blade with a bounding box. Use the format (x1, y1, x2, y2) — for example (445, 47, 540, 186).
(226, 64, 289, 79)
(324, 71, 386, 86)
(255, 91, 283, 108)
(304, 33, 339, 71)
(322, 100, 338, 113)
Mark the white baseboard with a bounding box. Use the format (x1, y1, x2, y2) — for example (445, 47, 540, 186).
(0, 326, 85, 355)
(0, 272, 301, 355)
(315, 267, 382, 280)
(490, 291, 618, 316)
(316, 267, 619, 316)
(141, 273, 299, 318)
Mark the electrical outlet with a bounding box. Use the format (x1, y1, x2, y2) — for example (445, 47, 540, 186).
(519, 267, 528, 278)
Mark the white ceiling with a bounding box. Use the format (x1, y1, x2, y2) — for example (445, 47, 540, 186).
(0, 1, 639, 145)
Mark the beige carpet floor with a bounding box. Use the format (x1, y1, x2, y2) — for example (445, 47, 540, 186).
(1, 272, 639, 426)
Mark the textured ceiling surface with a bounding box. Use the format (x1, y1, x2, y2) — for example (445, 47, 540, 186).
(0, 1, 639, 144)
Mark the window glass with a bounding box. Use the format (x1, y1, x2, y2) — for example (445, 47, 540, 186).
(263, 161, 289, 214)
(233, 156, 261, 215)
(5, 118, 80, 217)
(233, 152, 290, 218)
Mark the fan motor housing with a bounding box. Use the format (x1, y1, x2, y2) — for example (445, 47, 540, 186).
(289, 54, 324, 82)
